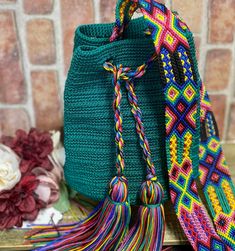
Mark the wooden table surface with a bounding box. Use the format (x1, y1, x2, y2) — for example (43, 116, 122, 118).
(0, 144, 234, 251)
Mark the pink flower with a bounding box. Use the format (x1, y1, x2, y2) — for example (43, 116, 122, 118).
(33, 168, 60, 207)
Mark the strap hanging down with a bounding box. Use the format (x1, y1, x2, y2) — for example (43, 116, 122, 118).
(159, 40, 228, 251)
(168, 10, 235, 251)
(183, 28, 235, 249)
(199, 83, 235, 249)
(111, 1, 231, 250)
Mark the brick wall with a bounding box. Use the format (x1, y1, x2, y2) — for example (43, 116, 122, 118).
(0, 0, 234, 143)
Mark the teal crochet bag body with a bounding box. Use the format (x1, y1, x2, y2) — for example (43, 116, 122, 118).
(64, 18, 170, 204)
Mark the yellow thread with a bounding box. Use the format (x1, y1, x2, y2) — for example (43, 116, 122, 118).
(170, 135, 177, 163)
(208, 186, 222, 214)
(221, 180, 235, 210)
(183, 132, 192, 158)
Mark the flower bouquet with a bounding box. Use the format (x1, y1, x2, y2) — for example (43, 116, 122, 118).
(0, 128, 65, 230)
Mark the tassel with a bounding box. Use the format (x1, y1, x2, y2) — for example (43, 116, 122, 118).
(118, 177, 165, 251)
(28, 176, 130, 251)
(114, 64, 165, 250)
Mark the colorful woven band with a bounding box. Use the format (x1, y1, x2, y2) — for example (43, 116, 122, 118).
(199, 83, 235, 249)
(111, 0, 234, 250)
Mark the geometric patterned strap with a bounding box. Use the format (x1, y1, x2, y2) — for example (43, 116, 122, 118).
(111, 1, 231, 250)
(161, 47, 228, 251)
(137, 2, 229, 250)
(199, 83, 235, 249)
(111, 0, 190, 53)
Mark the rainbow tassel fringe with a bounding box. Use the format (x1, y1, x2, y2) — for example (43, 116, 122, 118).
(25, 59, 133, 250)
(113, 62, 165, 250)
(118, 179, 165, 251)
(26, 176, 130, 250)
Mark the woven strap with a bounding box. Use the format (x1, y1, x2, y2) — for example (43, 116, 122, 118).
(199, 83, 235, 249)
(111, 1, 231, 250)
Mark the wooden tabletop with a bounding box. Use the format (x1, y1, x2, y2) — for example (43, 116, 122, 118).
(0, 144, 234, 250)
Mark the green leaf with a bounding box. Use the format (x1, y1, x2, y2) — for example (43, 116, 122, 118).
(53, 182, 71, 213)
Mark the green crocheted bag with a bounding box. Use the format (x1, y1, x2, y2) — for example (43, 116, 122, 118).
(28, 1, 235, 250)
(64, 18, 172, 204)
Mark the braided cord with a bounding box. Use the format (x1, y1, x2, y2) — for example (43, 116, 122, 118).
(104, 63, 125, 176)
(125, 79, 156, 179)
(104, 58, 159, 180)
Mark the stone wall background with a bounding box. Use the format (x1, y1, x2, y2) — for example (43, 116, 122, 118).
(0, 0, 234, 143)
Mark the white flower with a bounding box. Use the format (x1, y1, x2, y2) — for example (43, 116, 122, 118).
(0, 144, 21, 192)
(51, 131, 65, 166)
(49, 131, 65, 181)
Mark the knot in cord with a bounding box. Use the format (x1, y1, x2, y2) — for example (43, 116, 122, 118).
(146, 174, 157, 182)
(103, 62, 147, 83)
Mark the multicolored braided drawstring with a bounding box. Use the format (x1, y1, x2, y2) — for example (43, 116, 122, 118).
(104, 61, 165, 251)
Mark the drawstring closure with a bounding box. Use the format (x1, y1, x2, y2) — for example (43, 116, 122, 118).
(104, 60, 165, 251)
(103, 61, 159, 182)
